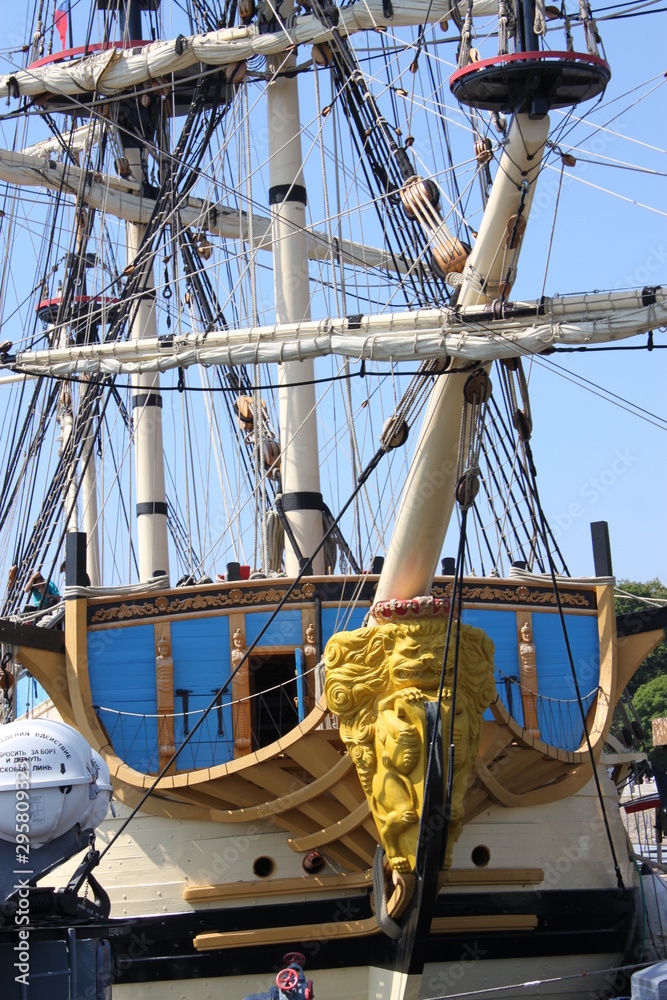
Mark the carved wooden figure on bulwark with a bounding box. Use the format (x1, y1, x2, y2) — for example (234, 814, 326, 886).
(324, 609, 496, 873)
(518, 621, 541, 737)
(231, 627, 252, 755)
(155, 634, 176, 771)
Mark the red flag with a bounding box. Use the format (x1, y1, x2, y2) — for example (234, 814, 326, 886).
(54, 2, 69, 51)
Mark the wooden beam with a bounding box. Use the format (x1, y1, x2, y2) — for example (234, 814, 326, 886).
(439, 867, 544, 886)
(193, 910, 537, 951)
(287, 800, 372, 852)
(0, 617, 64, 652)
(183, 870, 373, 902)
(431, 914, 537, 933)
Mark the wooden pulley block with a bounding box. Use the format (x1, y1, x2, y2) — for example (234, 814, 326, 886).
(235, 395, 255, 428)
(432, 238, 468, 276)
(196, 234, 213, 260)
(239, 0, 255, 21)
(235, 395, 268, 430)
(463, 369, 492, 405)
(225, 60, 247, 84)
(474, 137, 493, 165)
(400, 177, 440, 220)
(312, 42, 333, 67)
(456, 469, 480, 508)
(505, 213, 527, 249)
(263, 438, 281, 476)
(115, 157, 131, 179)
(381, 415, 409, 450)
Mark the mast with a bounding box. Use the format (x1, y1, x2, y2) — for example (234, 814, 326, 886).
(374, 1, 550, 606)
(57, 323, 78, 537)
(267, 29, 324, 576)
(80, 389, 101, 586)
(121, 5, 169, 583)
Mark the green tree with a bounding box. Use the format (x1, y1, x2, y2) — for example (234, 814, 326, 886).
(615, 579, 667, 770)
(615, 578, 667, 695)
(632, 675, 667, 771)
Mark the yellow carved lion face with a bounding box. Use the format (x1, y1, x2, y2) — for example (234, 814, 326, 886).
(383, 621, 449, 695)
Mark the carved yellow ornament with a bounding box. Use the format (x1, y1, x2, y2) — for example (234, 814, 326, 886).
(324, 618, 496, 873)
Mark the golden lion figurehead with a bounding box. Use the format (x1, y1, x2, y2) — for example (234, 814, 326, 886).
(323, 617, 497, 871)
(324, 618, 495, 724)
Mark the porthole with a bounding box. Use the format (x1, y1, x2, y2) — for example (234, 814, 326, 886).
(471, 844, 491, 868)
(253, 856, 276, 878)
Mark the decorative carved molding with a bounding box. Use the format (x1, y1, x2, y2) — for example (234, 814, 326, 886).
(432, 582, 593, 609)
(88, 577, 596, 628)
(324, 616, 496, 874)
(89, 582, 319, 625)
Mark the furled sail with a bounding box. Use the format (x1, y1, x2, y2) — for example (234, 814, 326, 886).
(10, 287, 664, 375)
(0, 0, 497, 102)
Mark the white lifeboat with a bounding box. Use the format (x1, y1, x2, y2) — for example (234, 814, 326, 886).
(0, 719, 110, 847)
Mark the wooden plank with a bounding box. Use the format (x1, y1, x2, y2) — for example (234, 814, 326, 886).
(194, 916, 379, 950)
(183, 866, 543, 905)
(183, 870, 373, 902)
(193, 911, 537, 951)
(439, 868, 544, 887)
(431, 914, 537, 933)
(287, 801, 371, 851)
(0, 616, 65, 652)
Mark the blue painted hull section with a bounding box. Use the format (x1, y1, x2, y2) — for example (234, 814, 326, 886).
(86, 602, 601, 771)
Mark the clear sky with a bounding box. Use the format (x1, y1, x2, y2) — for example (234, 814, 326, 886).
(502, 12, 667, 583)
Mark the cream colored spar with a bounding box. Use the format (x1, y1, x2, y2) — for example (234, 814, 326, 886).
(80, 384, 101, 587)
(58, 330, 79, 537)
(0, 147, 406, 276)
(373, 114, 550, 607)
(125, 149, 169, 582)
(10, 287, 663, 375)
(0, 0, 497, 102)
(268, 46, 324, 575)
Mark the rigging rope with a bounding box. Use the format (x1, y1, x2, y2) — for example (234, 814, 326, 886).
(523, 438, 626, 893)
(97, 442, 388, 863)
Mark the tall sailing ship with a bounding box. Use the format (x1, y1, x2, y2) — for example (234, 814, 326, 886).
(0, 0, 664, 997)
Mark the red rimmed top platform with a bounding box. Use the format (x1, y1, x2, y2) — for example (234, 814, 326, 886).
(450, 50, 611, 114)
(37, 295, 121, 325)
(28, 41, 146, 71)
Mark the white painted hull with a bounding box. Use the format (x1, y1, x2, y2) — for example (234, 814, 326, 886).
(60, 768, 639, 1000)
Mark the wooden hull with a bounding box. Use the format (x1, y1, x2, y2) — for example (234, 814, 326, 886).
(1, 768, 639, 999)
(7, 571, 661, 997)
(15, 572, 659, 858)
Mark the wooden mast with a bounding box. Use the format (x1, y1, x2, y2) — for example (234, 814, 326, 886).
(122, 1, 169, 583)
(267, 14, 324, 576)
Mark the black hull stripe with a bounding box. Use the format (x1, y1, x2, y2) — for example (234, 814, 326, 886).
(0, 887, 639, 985)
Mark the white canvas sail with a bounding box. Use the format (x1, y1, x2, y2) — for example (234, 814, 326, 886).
(11, 287, 664, 375)
(0, 0, 497, 101)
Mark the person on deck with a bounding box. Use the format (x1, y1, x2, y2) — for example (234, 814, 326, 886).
(24, 571, 60, 609)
